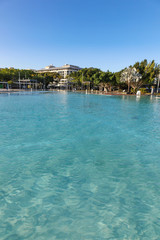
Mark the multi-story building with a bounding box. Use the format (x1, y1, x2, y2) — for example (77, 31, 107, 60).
(36, 64, 81, 79)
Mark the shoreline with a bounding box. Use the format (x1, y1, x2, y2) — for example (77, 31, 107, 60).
(0, 88, 156, 96)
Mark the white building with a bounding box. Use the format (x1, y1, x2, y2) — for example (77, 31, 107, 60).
(36, 64, 81, 79)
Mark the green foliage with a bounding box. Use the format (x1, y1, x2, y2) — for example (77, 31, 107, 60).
(69, 68, 116, 90)
(130, 88, 136, 94)
(0, 68, 61, 86)
(0, 59, 159, 91)
(7, 80, 13, 85)
(133, 59, 156, 86)
(0, 68, 36, 81)
(139, 88, 147, 94)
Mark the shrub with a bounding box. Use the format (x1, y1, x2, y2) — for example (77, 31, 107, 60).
(139, 88, 147, 94)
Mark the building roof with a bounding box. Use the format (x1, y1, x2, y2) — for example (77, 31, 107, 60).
(39, 64, 81, 71)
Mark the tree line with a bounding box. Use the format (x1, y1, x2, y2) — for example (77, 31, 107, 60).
(0, 59, 160, 92)
(0, 68, 62, 86)
(68, 59, 160, 93)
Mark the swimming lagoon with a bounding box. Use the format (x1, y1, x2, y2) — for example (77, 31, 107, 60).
(0, 92, 160, 239)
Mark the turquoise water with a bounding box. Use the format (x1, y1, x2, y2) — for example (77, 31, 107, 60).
(0, 92, 160, 240)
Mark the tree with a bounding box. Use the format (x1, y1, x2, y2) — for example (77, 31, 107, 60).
(120, 67, 142, 93)
(155, 64, 160, 93)
(69, 68, 102, 90)
(134, 59, 156, 87)
(99, 71, 115, 91)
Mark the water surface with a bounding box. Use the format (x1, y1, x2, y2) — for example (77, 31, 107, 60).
(0, 92, 160, 239)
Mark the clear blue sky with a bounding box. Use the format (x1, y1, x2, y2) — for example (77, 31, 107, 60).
(0, 0, 160, 72)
